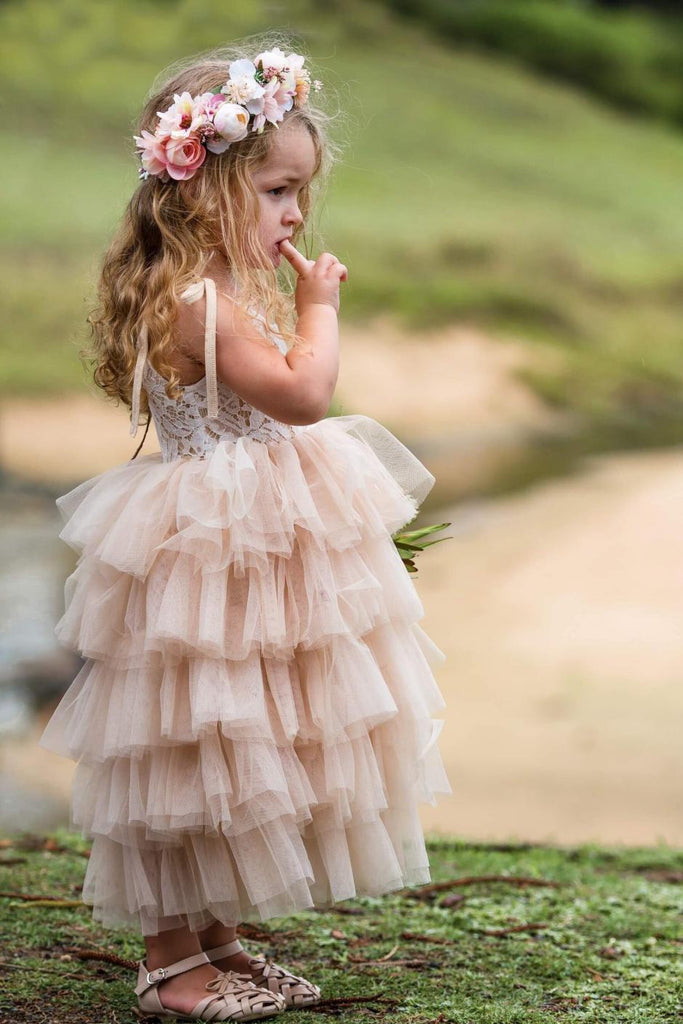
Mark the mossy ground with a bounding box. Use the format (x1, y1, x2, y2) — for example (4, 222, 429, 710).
(1, 828, 681, 1022)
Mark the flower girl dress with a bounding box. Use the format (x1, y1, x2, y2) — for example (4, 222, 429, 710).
(39, 276, 452, 935)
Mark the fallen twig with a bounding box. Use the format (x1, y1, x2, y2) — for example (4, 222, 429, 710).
(348, 957, 430, 968)
(400, 931, 454, 945)
(14, 899, 85, 909)
(0, 959, 99, 982)
(313, 905, 365, 916)
(64, 947, 139, 970)
(347, 945, 432, 968)
(0, 890, 80, 903)
(471, 922, 549, 936)
(406, 875, 561, 900)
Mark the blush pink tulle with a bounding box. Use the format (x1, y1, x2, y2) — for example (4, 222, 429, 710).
(39, 414, 452, 936)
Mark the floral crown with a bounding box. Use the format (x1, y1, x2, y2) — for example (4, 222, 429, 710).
(134, 47, 321, 183)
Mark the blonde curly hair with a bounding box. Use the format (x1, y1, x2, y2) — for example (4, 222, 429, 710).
(87, 33, 342, 423)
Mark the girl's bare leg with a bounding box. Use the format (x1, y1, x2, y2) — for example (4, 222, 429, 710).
(196, 919, 258, 975)
(144, 920, 226, 1016)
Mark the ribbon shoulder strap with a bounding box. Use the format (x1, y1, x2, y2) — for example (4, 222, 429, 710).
(129, 321, 149, 438)
(180, 277, 218, 420)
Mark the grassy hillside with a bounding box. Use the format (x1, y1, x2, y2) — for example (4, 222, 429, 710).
(382, 0, 683, 127)
(2, 0, 683, 442)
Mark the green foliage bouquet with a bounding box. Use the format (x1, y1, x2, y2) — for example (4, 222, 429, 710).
(392, 521, 451, 574)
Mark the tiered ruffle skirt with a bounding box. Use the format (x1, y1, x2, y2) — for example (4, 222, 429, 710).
(39, 414, 452, 935)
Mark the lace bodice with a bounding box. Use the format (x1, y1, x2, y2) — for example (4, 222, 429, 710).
(130, 278, 297, 461)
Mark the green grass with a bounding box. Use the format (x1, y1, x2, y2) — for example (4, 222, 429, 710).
(3, 0, 683, 441)
(381, 0, 683, 129)
(1, 828, 682, 1022)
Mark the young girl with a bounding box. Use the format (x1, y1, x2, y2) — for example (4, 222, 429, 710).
(39, 36, 452, 1022)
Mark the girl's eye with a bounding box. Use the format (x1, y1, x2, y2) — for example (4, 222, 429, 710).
(268, 187, 286, 196)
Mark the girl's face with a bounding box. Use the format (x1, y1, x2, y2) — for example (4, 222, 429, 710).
(251, 121, 317, 268)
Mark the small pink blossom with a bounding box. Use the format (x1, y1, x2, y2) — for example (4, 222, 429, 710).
(260, 77, 294, 127)
(205, 93, 227, 115)
(189, 91, 221, 121)
(156, 92, 195, 139)
(134, 129, 170, 179)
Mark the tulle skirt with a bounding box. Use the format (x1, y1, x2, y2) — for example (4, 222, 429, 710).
(39, 414, 452, 935)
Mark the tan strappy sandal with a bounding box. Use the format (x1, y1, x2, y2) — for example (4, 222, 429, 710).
(135, 949, 286, 1021)
(202, 940, 322, 1009)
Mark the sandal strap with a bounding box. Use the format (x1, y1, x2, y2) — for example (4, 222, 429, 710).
(134, 950, 212, 996)
(248, 956, 321, 1007)
(192, 972, 285, 1020)
(202, 939, 245, 961)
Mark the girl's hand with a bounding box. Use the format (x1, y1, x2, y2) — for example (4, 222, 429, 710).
(279, 239, 348, 315)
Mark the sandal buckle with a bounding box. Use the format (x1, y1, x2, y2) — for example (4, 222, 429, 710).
(146, 966, 167, 984)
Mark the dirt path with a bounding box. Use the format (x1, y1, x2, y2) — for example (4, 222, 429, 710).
(2, 320, 680, 846)
(418, 445, 683, 846)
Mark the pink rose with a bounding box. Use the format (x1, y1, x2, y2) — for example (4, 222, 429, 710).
(163, 134, 206, 180)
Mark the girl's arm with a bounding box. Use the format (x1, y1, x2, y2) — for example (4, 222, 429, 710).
(177, 244, 346, 426)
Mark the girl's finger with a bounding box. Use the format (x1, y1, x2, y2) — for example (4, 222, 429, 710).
(326, 262, 348, 282)
(278, 238, 314, 275)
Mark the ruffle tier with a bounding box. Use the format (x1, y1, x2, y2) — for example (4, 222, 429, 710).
(39, 414, 452, 934)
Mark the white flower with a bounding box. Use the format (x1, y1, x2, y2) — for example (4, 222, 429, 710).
(221, 59, 265, 109)
(209, 102, 250, 153)
(255, 47, 289, 74)
(285, 52, 306, 75)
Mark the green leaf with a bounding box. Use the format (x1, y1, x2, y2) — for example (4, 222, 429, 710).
(393, 520, 452, 573)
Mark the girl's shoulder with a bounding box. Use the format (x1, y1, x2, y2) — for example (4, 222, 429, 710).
(174, 276, 287, 365)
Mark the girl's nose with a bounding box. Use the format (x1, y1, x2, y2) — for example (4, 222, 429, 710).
(285, 200, 303, 226)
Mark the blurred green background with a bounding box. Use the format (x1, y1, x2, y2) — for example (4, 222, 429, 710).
(2, 0, 683, 447)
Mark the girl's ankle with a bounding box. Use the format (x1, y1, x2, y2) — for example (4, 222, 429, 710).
(145, 949, 208, 971)
(197, 930, 239, 946)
